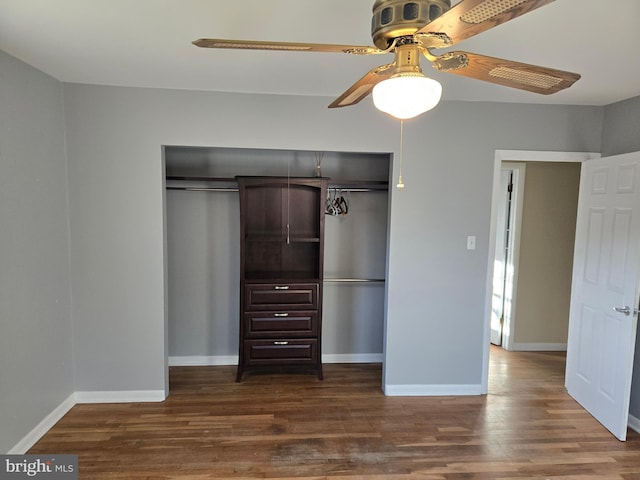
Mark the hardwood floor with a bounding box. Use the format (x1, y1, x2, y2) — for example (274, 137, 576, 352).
(30, 348, 640, 479)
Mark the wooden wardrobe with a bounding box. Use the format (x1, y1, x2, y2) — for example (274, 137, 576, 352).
(236, 176, 328, 381)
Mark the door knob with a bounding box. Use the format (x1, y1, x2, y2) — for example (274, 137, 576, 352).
(613, 306, 639, 316)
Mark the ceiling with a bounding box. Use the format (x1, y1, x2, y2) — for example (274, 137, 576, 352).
(1, 0, 639, 107)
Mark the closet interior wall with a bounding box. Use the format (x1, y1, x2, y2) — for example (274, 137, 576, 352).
(165, 146, 390, 365)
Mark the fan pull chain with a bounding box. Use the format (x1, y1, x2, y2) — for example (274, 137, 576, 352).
(397, 119, 405, 189)
(315, 151, 323, 177)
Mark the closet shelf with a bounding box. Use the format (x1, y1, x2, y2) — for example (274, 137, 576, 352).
(166, 175, 236, 182)
(328, 180, 388, 191)
(166, 176, 388, 192)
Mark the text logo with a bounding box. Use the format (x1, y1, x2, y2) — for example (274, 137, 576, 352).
(0, 455, 77, 480)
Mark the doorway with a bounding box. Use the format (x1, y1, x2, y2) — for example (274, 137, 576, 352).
(491, 160, 583, 352)
(482, 150, 600, 393)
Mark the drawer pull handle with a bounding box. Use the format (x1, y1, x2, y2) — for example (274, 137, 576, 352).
(274, 313, 289, 317)
(274, 341, 289, 345)
(274, 285, 290, 290)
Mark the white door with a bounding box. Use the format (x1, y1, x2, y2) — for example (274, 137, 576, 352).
(490, 170, 511, 345)
(565, 152, 640, 441)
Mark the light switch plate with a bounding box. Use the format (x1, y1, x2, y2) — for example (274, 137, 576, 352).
(467, 235, 476, 250)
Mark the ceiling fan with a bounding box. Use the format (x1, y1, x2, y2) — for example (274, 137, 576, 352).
(193, 0, 580, 118)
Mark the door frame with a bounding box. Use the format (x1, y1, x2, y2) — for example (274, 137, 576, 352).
(481, 149, 601, 394)
(491, 162, 526, 350)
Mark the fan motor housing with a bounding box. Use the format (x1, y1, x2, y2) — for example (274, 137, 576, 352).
(371, 0, 451, 49)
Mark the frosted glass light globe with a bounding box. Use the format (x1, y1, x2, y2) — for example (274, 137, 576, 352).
(372, 74, 442, 119)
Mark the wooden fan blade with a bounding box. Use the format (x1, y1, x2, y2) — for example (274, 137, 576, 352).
(432, 51, 580, 94)
(328, 63, 395, 108)
(193, 38, 383, 55)
(416, 0, 554, 46)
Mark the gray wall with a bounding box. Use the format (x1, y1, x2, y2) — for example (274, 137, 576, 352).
(601, 95, 640, 157)
(64, 86, 169, 393)
(323, 191, 388, 358)
(0, 52, 74, 452)
(166, 189, 240, 358)
(602, 95, 640, 420)
(61, 82, 603, 395)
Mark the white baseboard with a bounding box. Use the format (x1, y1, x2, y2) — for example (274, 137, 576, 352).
(8, 393, 76, 454)
(384, 384, 482, 396)
(629, 414, 640, 434)
(511, 343, 567, 351)
(169, 353, 383, 366)
(169, 355, 238, 366)
(75, 390, 166, 403)
(323, 353, 383, 363)
(8, 389, 166, 453)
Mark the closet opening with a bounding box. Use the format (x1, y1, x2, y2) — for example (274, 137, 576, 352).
(163, 146, 392, 387)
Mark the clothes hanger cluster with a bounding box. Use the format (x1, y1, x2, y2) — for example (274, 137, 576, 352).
(326, 188, 349, 216)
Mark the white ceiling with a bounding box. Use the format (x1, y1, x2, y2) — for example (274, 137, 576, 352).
(1, 0, 639, 107)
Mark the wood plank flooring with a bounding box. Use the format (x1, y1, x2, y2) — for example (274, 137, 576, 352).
(29, 348, 640, 479)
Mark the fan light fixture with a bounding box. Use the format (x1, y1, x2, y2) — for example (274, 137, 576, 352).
(372, 72, 442, 119)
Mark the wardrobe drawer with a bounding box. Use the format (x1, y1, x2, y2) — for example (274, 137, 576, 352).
(244, 339, 318, 365)
(244, 311, 317, 337)
(244, 283, 318, 311)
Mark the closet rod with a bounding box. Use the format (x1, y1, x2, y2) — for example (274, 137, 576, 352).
(167, 186, 385, 193)
(324, 278, 385, 284)
(327, 187, 387, 193)
(166, 186, 238, 192)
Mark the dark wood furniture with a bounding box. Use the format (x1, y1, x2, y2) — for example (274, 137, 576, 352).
(236, 176, 328, 381)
